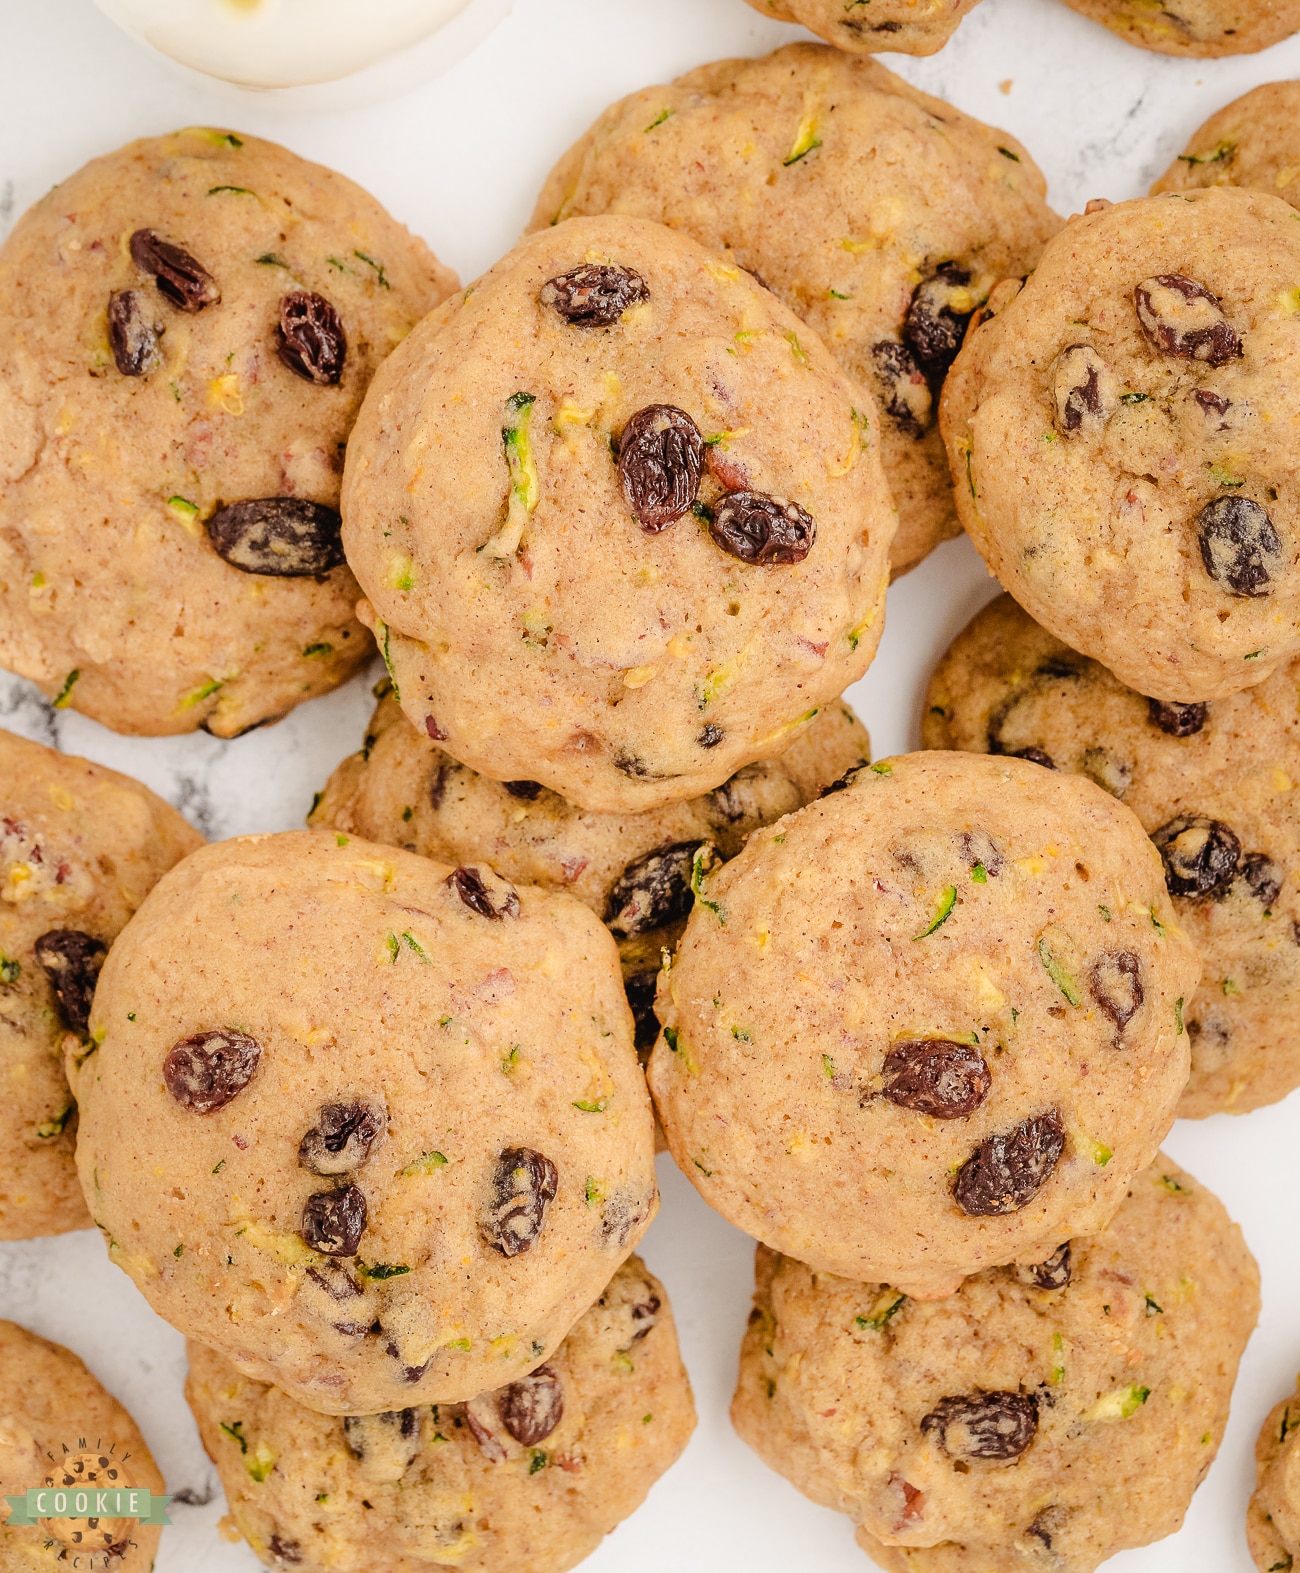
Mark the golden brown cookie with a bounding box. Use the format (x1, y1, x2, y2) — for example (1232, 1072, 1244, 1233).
(0, 128, 455, 736)
(733, 1157, 1258, 1573)
(1152, 81, 1300, 207)
(742, 0, 983, 55)
(341, 214, 896, 815)
(1248, 1378, 1300, 1572)
(529, 46, 1060, 579)
(0, 728, 201, 1238)
(924, 593, 1300, 1117)
(1059, 0, 1300, 56)
(71, 830, 657, 1415)
(186, 1255, 695, 1573)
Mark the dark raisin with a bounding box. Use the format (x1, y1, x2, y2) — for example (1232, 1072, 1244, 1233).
(1134, 275, 1240, 365)
(1016, 1242, 1071, 1291)
(277, 290, 346, 386)
(1239, 852, 1283, 908)
(207, 498, 344, 577)
(342, 1408, 421, 1466)
(879, 1040, 991, 1119)
(425, 716, 448, 741)
(299, 1101, 386, 1175)
(1147, 698, 1208, 737)
(623, 969, 661, 1058)
(447, 865, 519, 920)
(953, 1111, 1065, 1216)
(162, 1030, 261, 1113)
(503, 781, 543, 800)
(709, 491, 815, 566)
(604, 841, 702, 939)
(268, 1534, 303, 1565)
(819, 764, 868, 797)
(33, 930, 107, 1037)
(1152, 815, 1240, 899)
(1012, 747, 1055, 770)
(1194, 389, 1231, 425)
(1089, 952, 1144, 1041)
(921, 1392, 1039, 1462)
(107, 290, 162, 376)
(904, 264, 974, 377)
(629, 1292, 661, 1341)
(301, 1184, 367, 1256)
(698, 724, 724, 749)
(539, 263, 649, 327)
(497, 1366, 564, 1446)
(129, 228, 220, 312)
(1196, 496, 1282, 598)
(1052, 343, 1114, 435)
(617, 405, 705, 532)
(870, 340, 931, 435)
(481, 1147, 558, 1257)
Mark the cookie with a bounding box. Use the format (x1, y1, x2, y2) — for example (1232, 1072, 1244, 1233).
(923, 593, 1300, 1118)
(0, 728, 201, 1238)
(1247, 1379, 1300, 1572)
(529, 46, 1059, 581)
(732, 1157, 1258, 1573)
(741, 0, 983, 55)
(1059, 0, 1300, 55)
(0, 1319, 166, 1573)
(0, 127, 455, 736)
(942, 187, 1300, 703)
(311, 682, 870, 1057)
(341, 214, 895, 815)
(1152, 81, 1300, 207)
(70, 829, 657, 1415)
(647, 749, 1200, 1299)
(186, 1254, 694, 1573)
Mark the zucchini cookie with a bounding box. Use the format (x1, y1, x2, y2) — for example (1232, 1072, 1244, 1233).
(341, 214, 895, 815)
(924, 594, 1300, 1118)
(648, 750, 1200, 1299)
(942, 188, 1300, 703)
(0, 127, 455, 736)
(1058, 0, 1300, 55)
(71, 830, 656, 1415)
(186, 1255, 695, 1573)
(1152, 81, 1300, 207)
(0, 1319, 167, 1573)
(311, 682, 870, 1057)
(1247, 1376, 1300, 1572)
(530, 46, 1059, 580)
(0, 728, 201, 1238)
(741, 0, 984, 56)
(733, 1157, 1258, 1573)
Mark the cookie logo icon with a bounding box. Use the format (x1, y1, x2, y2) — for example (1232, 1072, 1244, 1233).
(39, 1451, 137, 1559)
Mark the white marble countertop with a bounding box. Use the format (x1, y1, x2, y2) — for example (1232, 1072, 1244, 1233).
(2, 1, 1300, 1568)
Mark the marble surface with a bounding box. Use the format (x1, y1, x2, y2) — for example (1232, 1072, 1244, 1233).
(2, 0, 1300, 1567)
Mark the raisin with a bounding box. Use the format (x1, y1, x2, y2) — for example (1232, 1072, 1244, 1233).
(1194, 389, 1232, 427)
(960, 829, 1004, 878)
(870, 340, 931, 435)
(1239, 853, 1283, 908)
(107, 290, 162, 377)
(163, 1029, 261, 1113)
(1152, 815, 1240, 899)
(299, 1101, 386, 1175)
(879, 1040, 991, 1119)
(33, 930, 107, 1037)
(497, 1366, 564, 1446)
(463, 1396, 507, 1461)
(921, 1392, 1039, 1462)
(277, 290, 346, 386)
(447, 865, 519, 920)
(540, 263, 649, 327)
(301, 1184, 367, 1256)
(1052, 343, 1116, 435)
(1012, 747, 1055, 770)
(342, 1408, 421, 1468)
(207, 498, 344, 577)
(129, 228, 220, 312)
(623, 969, 661, 1058)
(481, 1147, 558, 1257)
(617, 405, 705, 532)
(1148, 698, 1208, 737)
(1134, 275, 1240, 365)
(698, 724, 724, 749)
(268, 1535, 303, 1565)
(709, 491, 815, 565)
(1196, 496, 1282, 598)
(503, 781, 543, 800)
(1089, 952, 1143, 1040)
(904, 264, 974, 377)
(604, 841, 703, 938)
(1016, 1242, 1071, 1291)
(820, 764, 869, 797)
(953, 1111, 1065, 1216)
